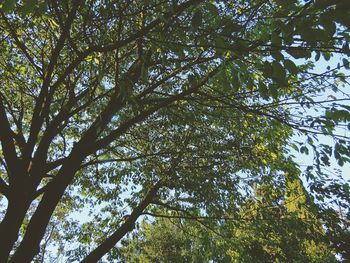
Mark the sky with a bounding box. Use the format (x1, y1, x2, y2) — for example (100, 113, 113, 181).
(296, 54, 350, 182)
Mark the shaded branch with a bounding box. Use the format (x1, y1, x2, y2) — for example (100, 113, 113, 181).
(0, 177, 9, 197)
(0, 96, 20, 181)
(81, 181, 163, 263)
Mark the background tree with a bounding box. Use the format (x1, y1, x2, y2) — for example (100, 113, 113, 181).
(120, 174, 338, 263)
(0, 0, 349, 262)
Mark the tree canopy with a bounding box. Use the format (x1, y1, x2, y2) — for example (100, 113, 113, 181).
(0, 0, 349, 262)
(120, 177, 338, 263)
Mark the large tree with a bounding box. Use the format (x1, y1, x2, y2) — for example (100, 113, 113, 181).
(0, 0, 349, 262)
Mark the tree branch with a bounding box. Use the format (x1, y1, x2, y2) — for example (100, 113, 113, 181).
(81, 181, 163, 263)
(0, 177, 9, 197)
(0, 96, 21, 182)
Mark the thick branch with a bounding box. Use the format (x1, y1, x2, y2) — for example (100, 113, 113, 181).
(0, 177, 9, 197)
(9, 149, 86, 262)
(81, 181, 162, 263)
(0, 96, 21, 182)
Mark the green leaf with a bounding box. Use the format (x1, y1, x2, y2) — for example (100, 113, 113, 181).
(290, 143, 299, 152)
(272, 61, 286, 80)
(271, 51, 284, 61)
(1, 0, 16, 13)
(288, 48, 311, 59)
(323, 52, 332, 61)
(140, 65, 148, 83)
(231, 69, 240, 91)
(269, 83, 278, 99)
(188, 74, 197, 87)
(218, 69, 229, 87)
(283, 59, 298, 75)
(299, 25, 329, 42)
(214, 37, 226, 55)
(314, 0, 338, 9)
(334, 143, 342, 165)
(222, 20, 242, 34)
(258, 81, 269, 100)
(191, 10, 202, 28)
(206, 3, 219, 16)
(85, 55, 93, 62)
(320, 17, 336, 37)
(271, 32, 281, 46)
(21, 0, 37, 15)
(315, 51, 321, 61)
(300, 146, 309, 155)
(321, 154, 330, 166)
(262, 61, 273, 78)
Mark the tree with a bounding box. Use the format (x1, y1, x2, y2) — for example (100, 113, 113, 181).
(119, 175, 338, 263)
(0, 0, 349, 262)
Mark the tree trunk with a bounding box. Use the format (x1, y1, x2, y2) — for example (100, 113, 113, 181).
(9, 152, 87, 263)
(0, 197, 30, 263)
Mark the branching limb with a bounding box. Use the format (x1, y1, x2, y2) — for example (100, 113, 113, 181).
(81, 181, 163, 263)
(0, 96, 21, 182)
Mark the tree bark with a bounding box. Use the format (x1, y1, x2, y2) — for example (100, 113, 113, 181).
(0, 197, 31, 263)
(8, 153, 85, 263)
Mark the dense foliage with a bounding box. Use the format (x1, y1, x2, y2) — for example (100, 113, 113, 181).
(0, 0, 349, 262)
(120, 177, 338, 262)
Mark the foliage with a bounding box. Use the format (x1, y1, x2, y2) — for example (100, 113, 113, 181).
(119, 175, 338, 263)
(0, 0, 349, 262)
